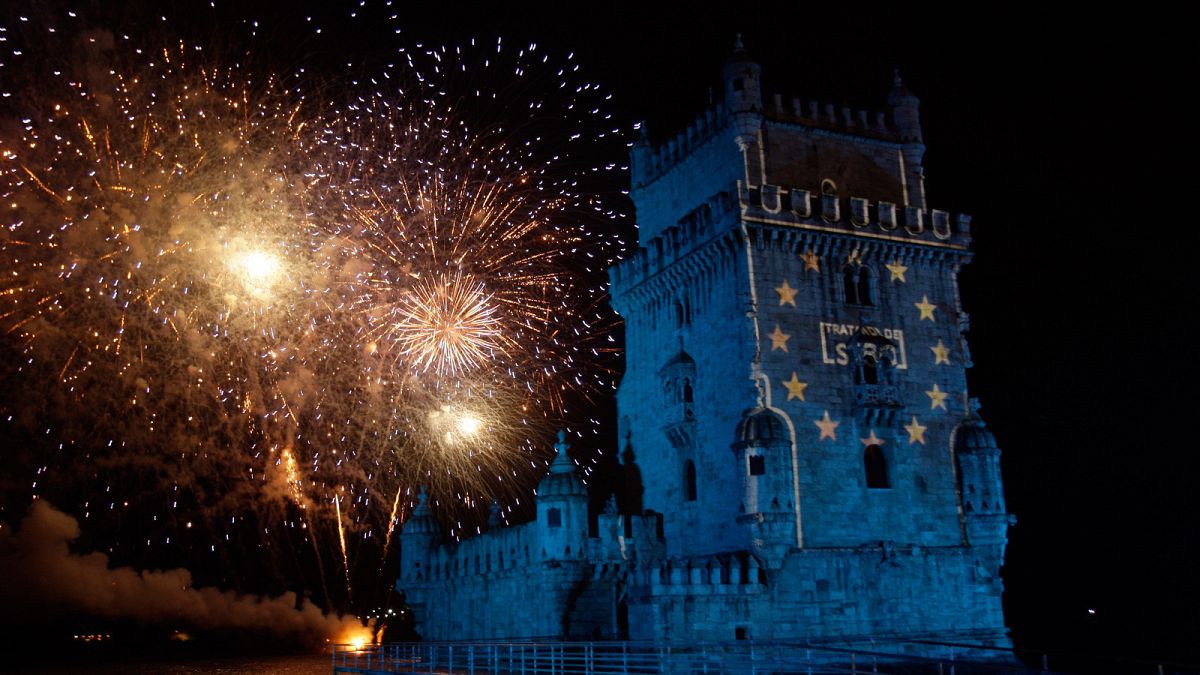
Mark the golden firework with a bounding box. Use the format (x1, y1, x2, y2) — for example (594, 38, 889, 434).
(0, 16, 622, 599)
(391, 272, 509, 376)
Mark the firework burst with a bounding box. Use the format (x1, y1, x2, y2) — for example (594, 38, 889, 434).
(299, 38, 625, 529)
(0, 6, 625, 614)
(390, 271, 508, 377)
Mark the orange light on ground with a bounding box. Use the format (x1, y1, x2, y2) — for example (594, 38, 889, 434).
(339, 625, 374, 650)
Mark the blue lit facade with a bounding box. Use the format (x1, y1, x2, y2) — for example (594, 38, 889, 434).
(397, 44, 1012, 647)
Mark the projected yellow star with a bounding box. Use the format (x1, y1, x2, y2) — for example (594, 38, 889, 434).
(931, 340, 951, 365)
(926, 384, 949, 411)
(886, 261, 908, 283)
(801, 250, 821, 273)
(904, 416, 927, 445)
(775, 280, 798, 307)
(782, 372, 808, 401)
(915, 296, 937, 321)
(769, 325, 790, 352)
(815, 411, 839, 441)
(860, 429, 885, 446)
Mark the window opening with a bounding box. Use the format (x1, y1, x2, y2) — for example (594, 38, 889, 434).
(864, 445, 889, 488)
(685, 460, 698, 501)
(749, 455, 766, 476)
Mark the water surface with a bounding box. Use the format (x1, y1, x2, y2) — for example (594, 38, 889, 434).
(14, 654, 330, 674)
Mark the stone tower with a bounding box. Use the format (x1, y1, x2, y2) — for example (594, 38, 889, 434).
(396, 41, 1013, 649)
(608, 39, 1013, 642)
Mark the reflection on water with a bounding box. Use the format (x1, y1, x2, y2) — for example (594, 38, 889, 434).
(15, 654, 330, 674)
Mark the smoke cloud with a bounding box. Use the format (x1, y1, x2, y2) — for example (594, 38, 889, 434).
(0, 501, 368, 645)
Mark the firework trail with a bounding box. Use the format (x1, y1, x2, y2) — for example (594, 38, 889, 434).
(0, 5, 625, 616)
(305, 71, 619, 525)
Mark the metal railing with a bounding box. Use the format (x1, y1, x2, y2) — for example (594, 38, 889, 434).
(331, 640, 1057, 675)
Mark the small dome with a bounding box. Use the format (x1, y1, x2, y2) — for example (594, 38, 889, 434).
(538, 430, 587, 498)
(888, 70, 919, 104)
(725, 34, 756, 67)
(487, 500, 504, 528)
(734, 407, 787, 446)
(955, 417, 998, 452)
(538, 470, 587, 498)
(722, 34, 761, 85)
(402, 487, 437, 535)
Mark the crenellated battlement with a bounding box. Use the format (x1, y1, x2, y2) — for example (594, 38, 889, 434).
(608, 194, 738, 301)
(402, 510, 671, 583)
(765, 93, 903, 142)
(632, 103, 730, 187)
(399, 519, 539, 584)
(398, 431, 669, 591)
(632, 553, 767, 592)
(611, 180, 971, 306)
(590, 510, 667, 562)
(738, 180, 970, 247)
(633, 84, 916, 190)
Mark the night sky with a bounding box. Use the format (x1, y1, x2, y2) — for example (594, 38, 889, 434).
(1, 1, 1191, 668)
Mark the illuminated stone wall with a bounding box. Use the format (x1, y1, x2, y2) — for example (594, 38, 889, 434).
(397, 42, 1012, 648)
(609, 40, 1011, 644)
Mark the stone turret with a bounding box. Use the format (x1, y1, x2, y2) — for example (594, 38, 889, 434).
(722, 35, 762, 116)
(658, 347, 697, 452)
(731, 407, 797, 567)
(723, 36, 766, 186)
(630, 123, 653, 188)
(398, 488, 437, 583)
(888, 70, 927, 208)
(887, 70, 923, 143)
(487, 499, 505, 529)
(537, 430, 588, 560)
(954, 400, 1014, 549)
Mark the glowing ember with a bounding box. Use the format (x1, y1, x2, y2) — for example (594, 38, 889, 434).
(232, 249, 284, 295)
(457, 414, 482, 436)
(339, 624, 374, 650)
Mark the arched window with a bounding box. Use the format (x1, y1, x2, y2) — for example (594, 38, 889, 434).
(857, 266, 873, 305)
(683, 380, 694, 403)
(864, 445, 889, 488)
(855, 353, 880, 385)
(684, 460, 697, 502)
(842, 265, 860, 304)
(748, 455, 766, 476)
(547, 507, 562, 528)
(820, 180, 841, 222)
(842, 265, 875, 306)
